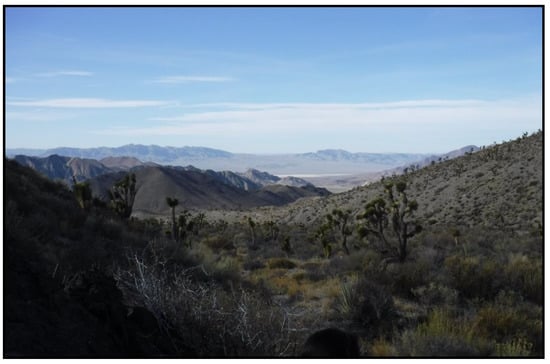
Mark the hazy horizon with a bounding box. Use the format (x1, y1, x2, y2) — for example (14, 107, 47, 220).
(5, 141, 482, 157)
(5, 6, 542, 154)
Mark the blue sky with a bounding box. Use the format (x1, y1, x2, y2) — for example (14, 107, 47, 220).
(5, 6, 542, 153)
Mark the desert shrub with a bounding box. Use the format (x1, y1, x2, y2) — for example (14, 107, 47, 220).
(300, 260, 326, 280)
(209, 255, 241, 284)
(150, 238, 200, 267)
(326, 252, 366, 276)
(368, 338, 397, 357)
(494, 337, 534, 357)
(267, 258, 297, 270)
(358, 249, 392, 284)
(94, 216, 123, 240)
(291, 271, 308, 282)
(116, 252, 301, 356)
(242, 259, 265, 271)
(335, 276, 396, 339)
(230, 231, 249, 248)
(184, 244, 241, 286)
(397, 330, 482, 357)
(411, 282, 459, 307)
(412, 244, 446, 269)
(471, 291, 542, 356)
(473, 305, 524, 343)
(444, 255, 503, 300)
(504, 254, 542, 304)
(419, 228, 456, 251)
(394, 308, 490, 357)
(271, 275, 303, 299)
(387, 260, 431, 298)
(201, 234, 235, 252)
(130, 217, 164, 239)
(4, 199, 25, 241)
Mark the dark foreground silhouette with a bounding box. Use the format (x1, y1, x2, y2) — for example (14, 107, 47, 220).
(301, 328, 360, 358)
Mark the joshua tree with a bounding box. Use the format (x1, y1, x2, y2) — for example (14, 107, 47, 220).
(263, 220, 280, 242)
(177, 210, 194, 246)
(450, 227, 467, 255)
(315, 223, 333, 258)
(109, 173, 137, 219)
(326, 209, 353, 255)
(72, 176, 92, 210)
(247, 217, 257, 248)
(450, 227, 461, 246)
(317, 209, 353, 256)
(192, 212, 206, 234)
(281, 236, 292, 257)
(357, 179, 422, 263)
(166, 197, 179, 241)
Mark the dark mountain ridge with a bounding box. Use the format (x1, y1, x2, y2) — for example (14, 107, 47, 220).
(11, 154, 330, 214)
(11, 154, 311, 190)
(13, 154, 112, 184)
(87, 165, 330, 216)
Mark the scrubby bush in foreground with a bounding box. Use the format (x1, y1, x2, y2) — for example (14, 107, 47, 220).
(115, 246, 303, 357)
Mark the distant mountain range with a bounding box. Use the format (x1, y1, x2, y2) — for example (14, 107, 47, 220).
(7, 145, 232, 161)
(6, 144, 434, 176)
(282, 145, 480, 192)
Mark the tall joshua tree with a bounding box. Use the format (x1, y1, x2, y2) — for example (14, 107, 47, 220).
(109, 173, 137, 219)
(166, 197, 179, 241)
(357, 179, 422, 263)
(316, 209, 353, 257)
(247, 217, 257, 248)
(326, 209, 353, 255)
(315, 223, 333, 259)
(72, 176, 92, 210)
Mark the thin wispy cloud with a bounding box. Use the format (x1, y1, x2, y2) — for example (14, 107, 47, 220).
(151, 75, 235, 84)
(36, 70, 94, 77)
(7, 110, 76, 122)
(8, 98, 172, 108)
(167, 99, 487, 113)
(148, 99, 492, 125)
(105, 96, 541, 140)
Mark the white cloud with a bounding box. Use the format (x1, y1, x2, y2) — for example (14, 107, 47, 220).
(36, 70, 93, 77)
(6, 111, 76, 122)
(8, 98, 172, 108)
(170, 99, 486, 112)
(147, 99, 514, 128)
(103, 96, 541, 146)
(151, 75, 235, 84)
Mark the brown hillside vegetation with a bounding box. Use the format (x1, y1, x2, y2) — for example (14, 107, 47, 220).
(248, 130, 542, 231)
(3, 131, 543, 358)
